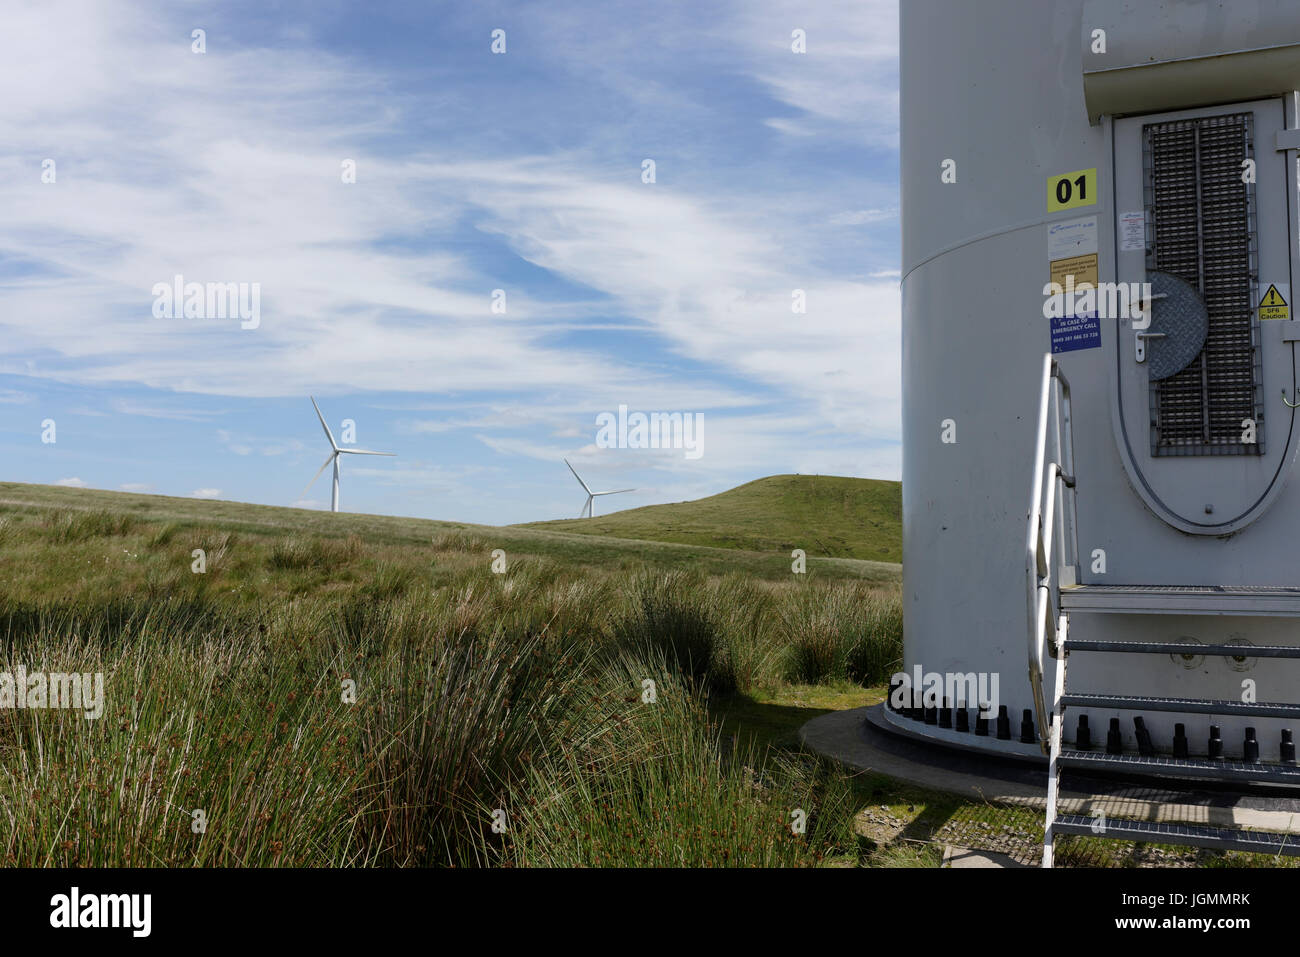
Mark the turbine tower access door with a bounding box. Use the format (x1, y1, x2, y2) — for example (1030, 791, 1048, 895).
(1110, 96, 1300, 534)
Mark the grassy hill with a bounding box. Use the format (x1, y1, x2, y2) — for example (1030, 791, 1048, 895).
(0, 480, 899, 587)
(519, 474, 901, 563)
(0, 478, 902, 868)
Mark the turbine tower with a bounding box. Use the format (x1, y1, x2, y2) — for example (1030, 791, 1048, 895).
(564, 458, 634, 518)
(301, 397, 395, 513)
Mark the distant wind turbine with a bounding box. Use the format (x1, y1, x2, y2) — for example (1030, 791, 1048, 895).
(565, 458, 634, 518)
(301, 397, 395, 513)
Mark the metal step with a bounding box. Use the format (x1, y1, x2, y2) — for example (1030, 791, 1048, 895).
(1060, 583, 1300, 616)
(1059, 748, 1300, 785)
(1065, 638, 1300, 658)
(1053, 813, 1300, 856)
(1060, 692, 1300, 719)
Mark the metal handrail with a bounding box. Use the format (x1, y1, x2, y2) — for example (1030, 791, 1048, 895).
(1025, 353, 1080, 755)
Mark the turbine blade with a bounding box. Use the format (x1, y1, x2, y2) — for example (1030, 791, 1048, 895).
(564, 458, 592, 494)
(310, 397, 338, 450)
(338, 448, 395, 456)
(301, 452, 336, 498)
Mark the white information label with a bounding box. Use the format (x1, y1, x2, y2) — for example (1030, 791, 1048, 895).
(1047, 216, 1098, 261)
(1119, 210, 1145, 252)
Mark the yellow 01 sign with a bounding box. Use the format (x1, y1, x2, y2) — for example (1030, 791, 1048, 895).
(1048, 168, 1098, 212)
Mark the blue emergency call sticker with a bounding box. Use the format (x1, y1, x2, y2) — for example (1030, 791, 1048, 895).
(1051, 311, 1099, 353)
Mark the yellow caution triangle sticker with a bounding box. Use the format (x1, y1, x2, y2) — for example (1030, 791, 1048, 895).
(1260, 284, 1290, 320)
(1261, 284, 1288, 308)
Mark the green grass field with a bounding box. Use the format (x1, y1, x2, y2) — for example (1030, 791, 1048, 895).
(0, 479, 904, 867)
(521, 473, 902, 563)
(0, 481, 900, 590)
(0, 480, 1276, 869)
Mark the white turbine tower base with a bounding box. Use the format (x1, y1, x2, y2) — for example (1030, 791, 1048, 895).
(301, 397, 395, 513)
(564, 458, 634, 519)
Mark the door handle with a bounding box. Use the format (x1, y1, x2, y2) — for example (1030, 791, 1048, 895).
(1136, 330, 1166, 362)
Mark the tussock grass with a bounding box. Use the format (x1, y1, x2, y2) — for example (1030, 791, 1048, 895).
(431, 529, 486, 553)
(499, 647, 859, 867)
(352, 621, 595, 866)
(148, 522, 180, 547)
(0, 482, 905, 867)
(0, 610, 362, 867)
(779, 582, 903, 686)
(360, 562, 415, 601)
(613, 571, 730, 690)
(45, 509, 139, 543)
(267, 535, 363, 570)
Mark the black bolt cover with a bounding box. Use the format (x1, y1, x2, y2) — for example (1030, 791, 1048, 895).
(1106, 717, 1122, 755)
(1173, 722, 1189, 760)
(1075, 714, 1091, 751)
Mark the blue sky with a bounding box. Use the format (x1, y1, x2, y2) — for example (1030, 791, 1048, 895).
(0, 0, 900, 525)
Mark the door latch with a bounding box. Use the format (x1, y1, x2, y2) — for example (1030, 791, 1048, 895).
(1135, 330, 1166, 363)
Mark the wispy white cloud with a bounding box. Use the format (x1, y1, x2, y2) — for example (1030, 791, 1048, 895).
(831, 208, 898, 226)
(0, 0, 903, 520)
(111, 399, 226, 421)
(730, 0, 899, 146)
(215, 430, 253, 456)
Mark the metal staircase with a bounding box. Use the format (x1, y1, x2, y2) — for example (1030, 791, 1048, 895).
(1026, 354, 1300, 867)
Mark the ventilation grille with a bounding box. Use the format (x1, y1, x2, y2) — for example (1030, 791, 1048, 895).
(1143, 113, 1261, 456)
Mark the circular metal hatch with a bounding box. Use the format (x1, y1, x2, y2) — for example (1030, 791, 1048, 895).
(1145, 270, 1209, 380)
